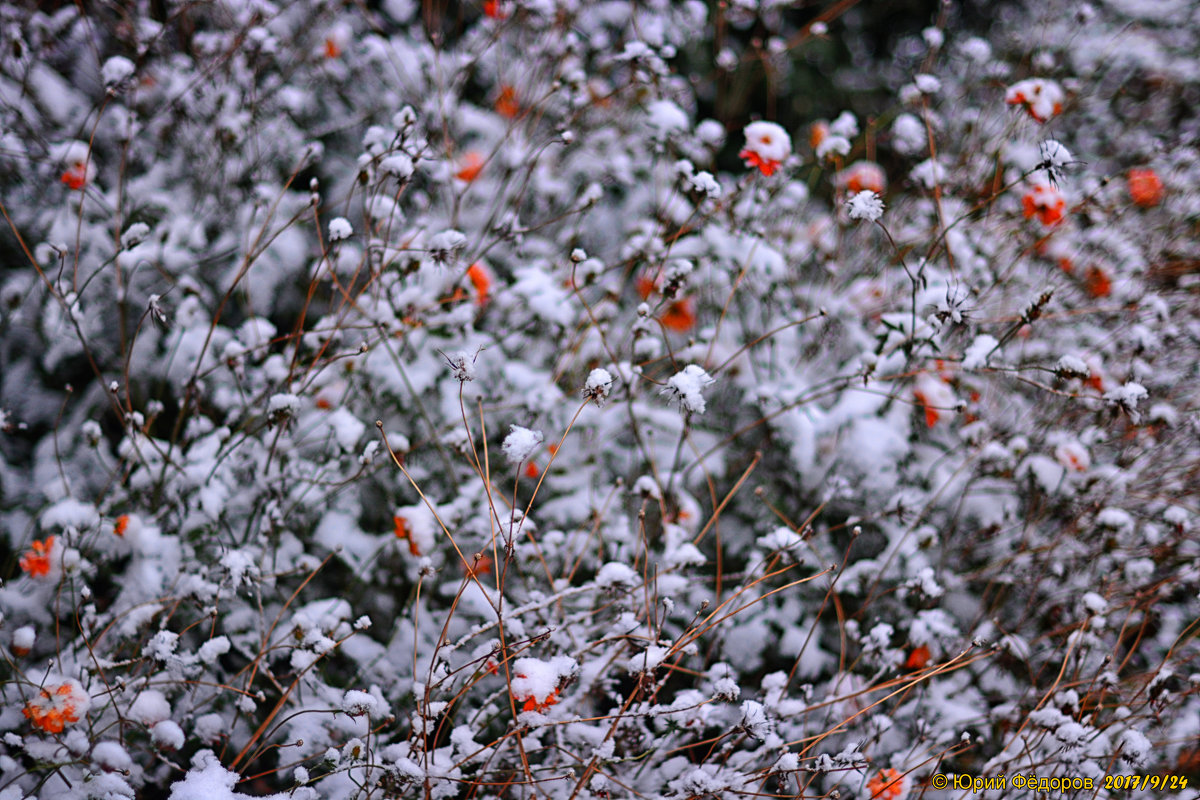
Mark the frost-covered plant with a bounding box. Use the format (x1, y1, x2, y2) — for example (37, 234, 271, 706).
(1, 0, 1198, 798)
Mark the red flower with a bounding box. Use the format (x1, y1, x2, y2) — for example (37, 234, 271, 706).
(519, 686, 559, 713)
(114, 515, 129, 537)
(393, 516, 420, 556)
(660, 298, 696, 332)
(456, 151, 485, 182)
(905, 645, 931, 670)
(483, 0, 507, 19)
(1083, 265, 1111, 298)
(738, 149, 780, 176)
(466, 262, 492, 306)
(1127, 168, 1163, 208)
(1022, 183, 1065, 226)
(495, 86, 519, 118)
(60, 162, 89, 190)
(19, 537, 55, 578)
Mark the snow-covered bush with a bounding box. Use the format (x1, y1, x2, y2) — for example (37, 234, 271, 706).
(1, 1, 1198, 797)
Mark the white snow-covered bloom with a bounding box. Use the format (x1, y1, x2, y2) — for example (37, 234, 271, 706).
(690, 170, 722, 198)
(93, 741, 134, 771)
(379, 152, 414, 180)
(846, 190, 885, 222)
(502, 425, 543, 465)
(829, 110, 858, 139)
(913, 73, 941, 94)
(328, 217, 353, 241)
(664, 364, 714, 415)
(583, 368, 613, 404)
(891, 113, 927, 156)
(446, 349, 477, 382)
(129, 690, 171, 725)
(428, 229, 467, 264)
(121, 222, 151, 249)
(739, 121, 791, 176)
(11, 625, 35, 655)
(101, 56, 135, 88)
(910, 158, 947, 188)
(268, 393, 300, 422)
(1104, 382, 1148, 421)
(342, 690, 382, 717)
(816, 134, 851, 160)
(1005, 77, 1065, 122)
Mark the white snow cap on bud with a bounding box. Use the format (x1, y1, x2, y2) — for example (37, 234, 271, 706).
(447, 350, 477, 382)
(584, 368, 613, 405)
(328, 217, 353, 242)
(503, 425, 543, 465)
(664, 364, 714, 415)
(101, 56, 135, 87)
(846, 191, 885, 222)
(741, 121, 792, 165)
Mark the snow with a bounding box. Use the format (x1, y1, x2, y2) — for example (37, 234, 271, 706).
(12, 625, 35, 652)
(664, 364, 714, 415)
(101, 56, 136, 87)
(152, 720, 186, 750)
(962, 335, 998, 369)
(197, 636, 231, 664)
(596, 562, 639, 588)
(328, 217, 353, 241)
(502, 425, 543, 465)
(129, 690, 171, 725)
(646, 99, 689, 136)
(846, 190, 885, 222)
(168, 750, 289, 800)
(93, 741, 133, 772)
(741, 121, 792, 163)
(342, 690, 382, 717)
(584, 368, 613, 404)
(268, 393, 300, 417)
(627, 645, 669, 673)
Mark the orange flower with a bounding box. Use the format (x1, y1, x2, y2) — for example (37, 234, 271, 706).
(495, 86, 519, 118)
(483, 0, 507, 18)
(1083, 265, 1111, 298)
(660, 298, 696, 332)
(838, 161, 887, 195)
(905, 645, 931, 670)
(636, 275, 696, 331)
(324, 38, 342, 59)
(1127, 168, 1163, 208)
(393, 516, 421, 556)
(23, 679, 89, 734)
(520, 686, 559, 713)
(19, 537, 55, 578)
(809, 121, 830, 151)
(466, 262, 492, 306)
(456, 151, 485, 182)
(465, 554, 494, 579)
(114, 515, 129, 537)
(1022, 183, 1065, 226)
(525, 461, 540, 478)
(867, 768, 905, 799)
